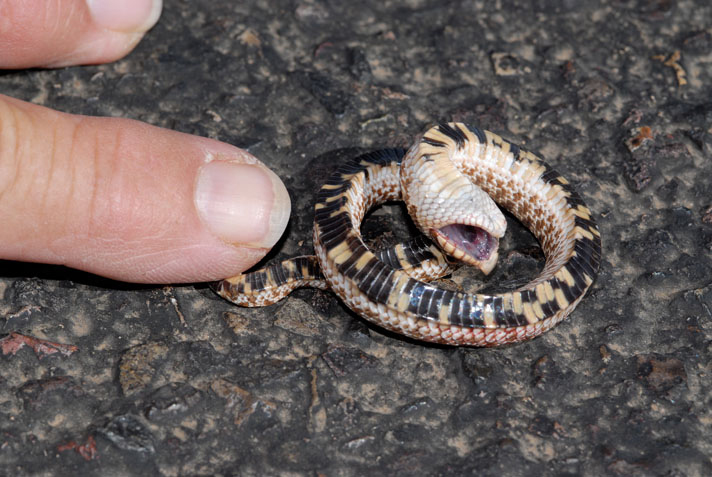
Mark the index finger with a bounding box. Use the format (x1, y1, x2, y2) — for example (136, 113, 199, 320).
(0, 0, 162, 68)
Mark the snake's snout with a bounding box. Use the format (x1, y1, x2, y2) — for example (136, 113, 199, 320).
(402, 129, 508, 276)
(431, 224, 500, 275)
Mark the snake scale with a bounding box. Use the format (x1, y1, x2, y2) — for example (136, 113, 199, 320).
(216, 123, 601, 346)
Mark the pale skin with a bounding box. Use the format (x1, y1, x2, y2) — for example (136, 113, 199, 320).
(0, 0, 291, 283)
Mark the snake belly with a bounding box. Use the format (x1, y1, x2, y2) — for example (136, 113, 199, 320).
(216, 123, 601, 347)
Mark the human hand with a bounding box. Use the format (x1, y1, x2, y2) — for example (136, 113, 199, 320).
(0, 0, 291, 283)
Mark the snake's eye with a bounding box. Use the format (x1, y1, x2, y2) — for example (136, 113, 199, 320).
(431, 224, 500, 274)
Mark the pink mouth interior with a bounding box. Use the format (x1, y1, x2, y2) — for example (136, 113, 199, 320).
(438, 224, 498, 261)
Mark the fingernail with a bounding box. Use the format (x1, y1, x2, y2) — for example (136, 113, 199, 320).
(86, 0, 162, 32)
(195, 161, 291, 249)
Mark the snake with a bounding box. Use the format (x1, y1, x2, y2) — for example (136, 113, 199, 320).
(215, 123, 601, 346)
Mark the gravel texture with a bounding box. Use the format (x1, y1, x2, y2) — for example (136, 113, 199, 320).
(2, 0, 712, 475)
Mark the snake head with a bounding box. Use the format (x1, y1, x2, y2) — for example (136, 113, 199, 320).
(407, 178, 507, 274)
(431, 222, 503, 274)
(401, 136, 507, 275)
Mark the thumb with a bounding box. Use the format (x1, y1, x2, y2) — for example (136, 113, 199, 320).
(0, 94, 291, 283)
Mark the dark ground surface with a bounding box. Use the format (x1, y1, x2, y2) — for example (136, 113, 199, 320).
(2, 0, 712, 475)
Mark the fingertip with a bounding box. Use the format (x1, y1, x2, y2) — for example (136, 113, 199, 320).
(86, 0, 162, 33)
(0, 0, 163, 68)
(194, 161, 291, 250)
(0, 97, 290, 283)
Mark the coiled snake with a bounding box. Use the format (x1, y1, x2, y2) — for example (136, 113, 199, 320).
(216, 123, 601, 346)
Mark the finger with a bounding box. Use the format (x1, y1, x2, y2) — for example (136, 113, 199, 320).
(0, 0, 162, 68)
(0, 94, 291, 283)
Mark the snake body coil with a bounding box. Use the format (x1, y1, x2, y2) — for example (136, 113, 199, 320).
(216, 123, 601, 346)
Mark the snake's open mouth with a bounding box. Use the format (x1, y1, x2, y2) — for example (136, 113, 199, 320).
(432, 224, 500, 275)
